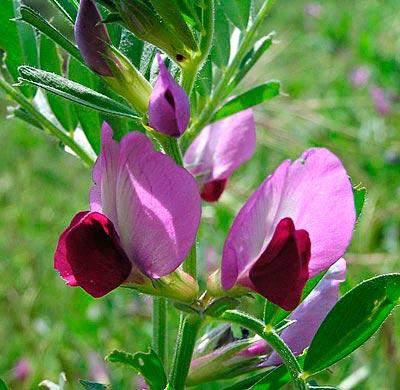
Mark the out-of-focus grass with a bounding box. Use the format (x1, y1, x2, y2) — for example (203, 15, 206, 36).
(0, 0, 399, 388)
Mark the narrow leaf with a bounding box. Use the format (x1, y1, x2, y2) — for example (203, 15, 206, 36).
(18, 66, 139, 119)
(0, 378, 8, 390)
(19, 5, 83, 63)
(79, 380, 110, 390)
(106, 349, 167, 390)
(48, 0, 77, 24)
(212, 81, 280, 122)
(304, 274, 400, 375)
(118, 29, 144, 68)
(0, 0, 38, 98)
(211, 5, 231, 68)
(40, 35, 78, 131)
(353, 185, 367, 220)
(220, 0, 251, 30)
(68, 58, 102, 153)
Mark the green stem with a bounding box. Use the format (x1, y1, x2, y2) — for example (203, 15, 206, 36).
(169, 314, 202, 390)
(153, 297, 167, 366)
(188, 0, 276, 140)
(181, 0, 214, 97)
(221, 310, 308, 390)
(263, 300, 279, 325)
(0, 79, 94, 166)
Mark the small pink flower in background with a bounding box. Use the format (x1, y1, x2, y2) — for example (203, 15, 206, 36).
(88, 352, 109, 383)
(304, 3, 322, 19)
(184, 109, 256, 202)
(220, 148, 355, 310)
(370, 86, 392, 116)
(149, 55, 190, 137)
(54, 124, 201, 297)
(350, 66, 370, 88)
(13, 358, 30, 382)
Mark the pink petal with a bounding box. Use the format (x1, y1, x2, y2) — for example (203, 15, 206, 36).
(54, 211, 132, 297)
(246, 218, 311, 311)
(265, 258, 347, 366)
(90, 123, 120, 224)
(184, 109, 256, 184)
(115, 132, 201, 278)
(222, 148, 355, 290)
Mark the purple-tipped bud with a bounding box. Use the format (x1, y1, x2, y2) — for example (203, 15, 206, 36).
(148, 54, 190, 137)
(75, 0, 113, 76)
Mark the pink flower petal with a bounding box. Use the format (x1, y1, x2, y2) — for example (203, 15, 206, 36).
(184, 109, 256, 185)
(265, 258, 347, 366)
(222, 148, 355, 290)
(115, 132, 201, 278)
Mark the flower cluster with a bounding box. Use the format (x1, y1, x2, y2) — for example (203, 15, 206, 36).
(53, 0, 358, 384)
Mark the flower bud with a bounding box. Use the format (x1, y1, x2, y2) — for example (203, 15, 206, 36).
(75, 0, 114, 76)
(118, 0, 196, 65)
(126, 269, 199, 304)
(148, 54, 190, 137)
(187, 338, 265, 386)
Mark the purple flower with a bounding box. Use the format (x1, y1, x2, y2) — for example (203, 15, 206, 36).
(264, 258, 346, 365)
(12, 358, 31, 382)
(184, 109, 256, 202)
(54, 123, 201, 297)
(75, 0, 113, 76)
(349, 66, 370, 88)
(148, 55, 190, 137)
(304, 3, 322, 18)
(370, 86, 391, 116)
(188, 260, 346, 384)
(220, 148, 355, 310)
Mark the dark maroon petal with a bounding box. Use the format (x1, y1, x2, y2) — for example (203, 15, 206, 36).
(200, 179, 228, 202)
(248, 218, 311, 311)
(54, 211, 132, 297)
(75, 0, 113, 76)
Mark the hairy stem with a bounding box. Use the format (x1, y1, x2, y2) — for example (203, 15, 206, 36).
(153, 297, 167, 366)
(0, 79, 94, 166)
(221, 310, 308, 390)
(169, 314, 202, 390)
(181, 0, 215, 97)
(188, 0, 276, 140)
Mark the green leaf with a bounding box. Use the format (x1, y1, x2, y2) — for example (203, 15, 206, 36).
(119, 29, 144, 68)
(211, 4, 231, 68)
(40, 35, 78, 131)
(212, 81, 280, 122)
(353, 185, 367, 220)
(0, 378, 8, 390)
(220, 0, 251, 30)
(140, 43, 157, 81)
(68, 58, 102, 154)
(48, 0, 77, 24)
(304, 273, 400, 375)
(18, 66, 139, 120)
(150, 0, 198, 52)
(106, 349, 167, 390)
(228, 33, 275, 93)
(79, 380, 110, 390)
(0, 0, 38, 98)
(19, 5, 83, 63)
(204, 297, 241, 317)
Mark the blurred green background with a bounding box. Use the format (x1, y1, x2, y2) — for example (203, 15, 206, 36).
(0, 0, 399, 388)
